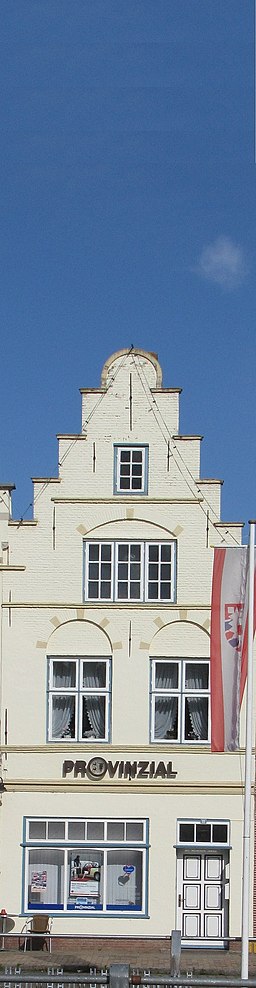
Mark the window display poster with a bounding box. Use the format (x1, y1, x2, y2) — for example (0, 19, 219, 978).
(70, 856, 100, 898)
(31, 870, 47, 891)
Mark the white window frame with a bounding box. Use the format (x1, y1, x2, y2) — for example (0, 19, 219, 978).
(23, 816, 148, 916)
(176, 818, 230, 847)
(114, 445, 148, 495)
(145, 541, 175, 602)
(84, 540, 176, 603)
(114, 541, 144, 601)
(47, 657, 111, 743)
(85, 542, 114, 602)
(150, 658, 210, 744)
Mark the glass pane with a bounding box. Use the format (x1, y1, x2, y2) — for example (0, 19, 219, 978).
(118, 545, 128, 561)
(89, 545, 99, 560)
(196, 824, 211, 843)
(185, 697, 208, 741)
(89, 563, 99, 580)
(87, 821, 104, 840)
(212, 824, 228, 843)
(29, 821, 47, 840)
(88, 581, 99, 598)
(101, 563, 111, 579)
(68, 821, 85, 840)
(120, 464, 130, 476)
(28, 848, 64, 909)
(106, 848, 142, 911)
(179, 823, 194, 842)
(52, 696, 75, 739)
(82, 696, 105, 739)
(132, 464, 142, 476)
(120, 477, 130, 489)
(148, 582, 158, 599)
(185, 662, 209, 690)
(107, 821, 125, 840)
(132, 451, 142, 463)
(126, 822, 144, 841)
(130, 564, 140, 580)
(117, 583, 128, 598)
(67, 849, 103, 911)
(154, 697, 178, 740)
(120, 450, 130, 462)
(52, 661, 76, 689)
(148, 563, 158, 579)
(132, 477, 142, 489)
(83, 662, 106, 688)
(101, 544, 112, 561)
(148, 545, 158, 561)
(48, 821, 65, 840)
(160, 583, 171, 600)
(130, 582, 140, 598)
(155, 662, 178, 689)
(160, 564, 171, 579)
(130, 546, 140, 561)
(101, 581, 111, 598)
(118, 564, 128, 579)
(161, 544, 171, 561)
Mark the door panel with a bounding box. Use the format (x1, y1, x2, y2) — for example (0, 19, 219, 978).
(177, 851, 228, 947)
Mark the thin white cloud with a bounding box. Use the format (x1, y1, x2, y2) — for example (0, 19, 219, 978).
(197, 236, 247, 290)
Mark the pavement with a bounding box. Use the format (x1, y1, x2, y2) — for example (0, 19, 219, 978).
(1, 942, 256, 976)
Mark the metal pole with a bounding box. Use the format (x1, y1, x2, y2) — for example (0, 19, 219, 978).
(109, 965, 130, 988)
(241, 521, 255, 979)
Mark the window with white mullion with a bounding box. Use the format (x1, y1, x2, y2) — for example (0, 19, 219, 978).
(151, 658, 210, 744)
(84, 540, 176, 602)
(145, 543, 173, 601)
(48, 657, 111, 742)
(86, 542, 113, 601)
(115, 542, 143, 601)
(183, 660, 210, 743)
(116, 446, 146, 493)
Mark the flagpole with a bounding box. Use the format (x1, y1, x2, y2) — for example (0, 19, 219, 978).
(241, 520, 255, 980)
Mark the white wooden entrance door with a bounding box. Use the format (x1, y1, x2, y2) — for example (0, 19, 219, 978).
(177, 852, 228, 946)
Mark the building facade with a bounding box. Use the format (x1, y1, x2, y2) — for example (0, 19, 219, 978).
(0, 347, 252, 950)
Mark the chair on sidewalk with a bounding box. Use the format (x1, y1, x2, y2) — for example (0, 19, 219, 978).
(19, 914, 52, 951)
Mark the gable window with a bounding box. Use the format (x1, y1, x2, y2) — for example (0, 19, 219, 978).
(150, 659, 210, 744)
(114, 445, 148, 494)
(23, 816, 148, 916)
(84, 541, 176, 602)
(47, 657, 111, 742)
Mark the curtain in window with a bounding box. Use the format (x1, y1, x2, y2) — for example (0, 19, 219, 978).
(84, 664, 106, 738)
(51, 662, 75, 738)
(154, 662, 178, 739)
(186, 697, 208, 739)
(154, 697, 177, 738)
(52, 696, 75, 738)
(185, 663, 208, 740)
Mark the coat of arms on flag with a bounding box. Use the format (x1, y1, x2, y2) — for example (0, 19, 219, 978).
(224, 602, 244, 650)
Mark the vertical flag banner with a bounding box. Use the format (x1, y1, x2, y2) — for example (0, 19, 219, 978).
(210, 547, 250, 751)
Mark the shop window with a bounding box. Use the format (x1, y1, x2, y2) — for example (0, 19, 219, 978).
(24, 817, 148, 916)
(47, 657, 111, 742)
(84, 541, 176, 602)
(150, 659, 210, 744)
(114, 446, 148, 494)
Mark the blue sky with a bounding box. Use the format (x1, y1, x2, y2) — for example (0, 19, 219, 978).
(0, 0, 255, 537)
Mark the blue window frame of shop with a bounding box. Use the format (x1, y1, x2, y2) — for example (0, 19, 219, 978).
(22, 817, 149, 918)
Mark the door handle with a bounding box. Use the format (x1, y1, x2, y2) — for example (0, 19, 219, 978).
(178, 894, 183, 907)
